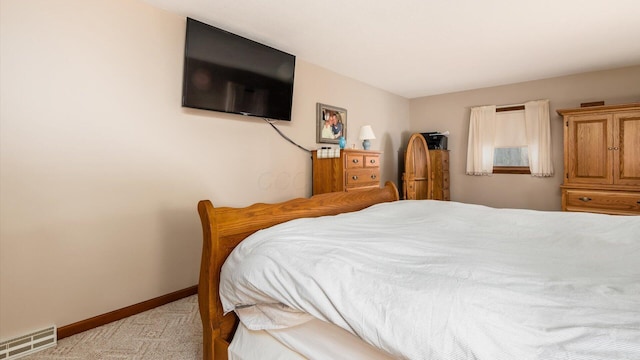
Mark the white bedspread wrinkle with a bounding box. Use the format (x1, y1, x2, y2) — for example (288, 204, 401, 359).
(219, 200, 640, 360)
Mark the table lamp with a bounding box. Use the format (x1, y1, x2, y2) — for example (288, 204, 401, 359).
(359, 125, 376, 150)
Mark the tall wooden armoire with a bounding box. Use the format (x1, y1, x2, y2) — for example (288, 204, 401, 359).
(557, 102, 640, 215)
(403, 133, 432, 200)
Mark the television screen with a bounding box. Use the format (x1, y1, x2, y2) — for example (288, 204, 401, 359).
(182, 18, 296, 121)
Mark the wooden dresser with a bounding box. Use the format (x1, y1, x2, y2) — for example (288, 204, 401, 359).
(429, 150, 450, 201)
(557, 103, 640, 215)
(312, 149, 381, 195)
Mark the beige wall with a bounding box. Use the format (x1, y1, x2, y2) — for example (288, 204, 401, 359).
(409, 66, 640, 210)
(0, 0, 409, 339)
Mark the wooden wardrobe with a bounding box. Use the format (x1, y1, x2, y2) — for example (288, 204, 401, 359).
(557, 102, 640, 215)
(403, 133, 450, 201)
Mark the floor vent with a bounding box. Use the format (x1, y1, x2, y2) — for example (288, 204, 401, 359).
(0, 326, 56, 360)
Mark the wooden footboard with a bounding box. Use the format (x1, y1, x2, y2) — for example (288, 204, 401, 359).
(197, 181, 399, 360)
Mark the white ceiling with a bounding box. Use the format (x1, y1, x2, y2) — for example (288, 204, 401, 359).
(145, 0, 640, 99)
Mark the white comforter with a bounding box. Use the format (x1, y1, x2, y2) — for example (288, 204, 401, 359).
(220, 200, 640, 360)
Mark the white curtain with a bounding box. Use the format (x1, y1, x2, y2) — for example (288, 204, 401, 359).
(524, 100, 554, 177)
(466, 105, 496, 175)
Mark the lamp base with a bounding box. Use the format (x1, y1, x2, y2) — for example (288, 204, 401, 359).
(362, 139, 371, 150)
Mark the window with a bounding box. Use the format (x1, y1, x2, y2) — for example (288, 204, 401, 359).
(466, 100, 554, 177)
(492, 107, 530, 174)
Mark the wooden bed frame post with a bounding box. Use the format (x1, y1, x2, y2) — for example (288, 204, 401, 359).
(197, 182, 399, 360)
(197, 199, 223, 360)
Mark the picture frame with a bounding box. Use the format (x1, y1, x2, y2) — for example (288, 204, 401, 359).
(316, 103, 347, 144)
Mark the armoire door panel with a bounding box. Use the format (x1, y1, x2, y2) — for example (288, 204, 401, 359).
(615, 112, 640, 185)
(568, 115, 612, 185)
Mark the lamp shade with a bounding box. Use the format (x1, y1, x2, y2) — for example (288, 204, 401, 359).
(358, 125, 376, 140)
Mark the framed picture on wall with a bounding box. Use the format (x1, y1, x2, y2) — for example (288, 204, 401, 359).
(316, 103, 347, 144)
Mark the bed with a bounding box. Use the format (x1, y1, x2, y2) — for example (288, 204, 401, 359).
(197, 182, 640, 360)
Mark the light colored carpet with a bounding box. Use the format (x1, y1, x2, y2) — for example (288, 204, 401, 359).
(22, 295, 202, 360)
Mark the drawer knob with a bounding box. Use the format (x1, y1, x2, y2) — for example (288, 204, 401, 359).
(607, 147, 614, 150)
(370, 174, 377, 180)
(579, 197, 592, 202)
(370, 159, 376, 164)
(352, 175, 358, 180)
(352, 159, 359, 164)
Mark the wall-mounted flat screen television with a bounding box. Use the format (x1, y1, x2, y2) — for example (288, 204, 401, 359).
(182, 18, 296, 121)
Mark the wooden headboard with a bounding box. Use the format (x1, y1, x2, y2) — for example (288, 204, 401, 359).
(197, 181, 399, 360)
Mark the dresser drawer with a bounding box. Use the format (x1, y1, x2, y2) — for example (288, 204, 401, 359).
(364, 155, 379, 168)
(345, 168, 379, 187)
(564, 189, 640, 215)
(345, 153, 365, 169)
(441, 150, 449, 166)
(442, 171, 450, 190)
(442, 189, 450, 201)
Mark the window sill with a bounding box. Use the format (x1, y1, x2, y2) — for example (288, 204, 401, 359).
(493, 166, 531, 174)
